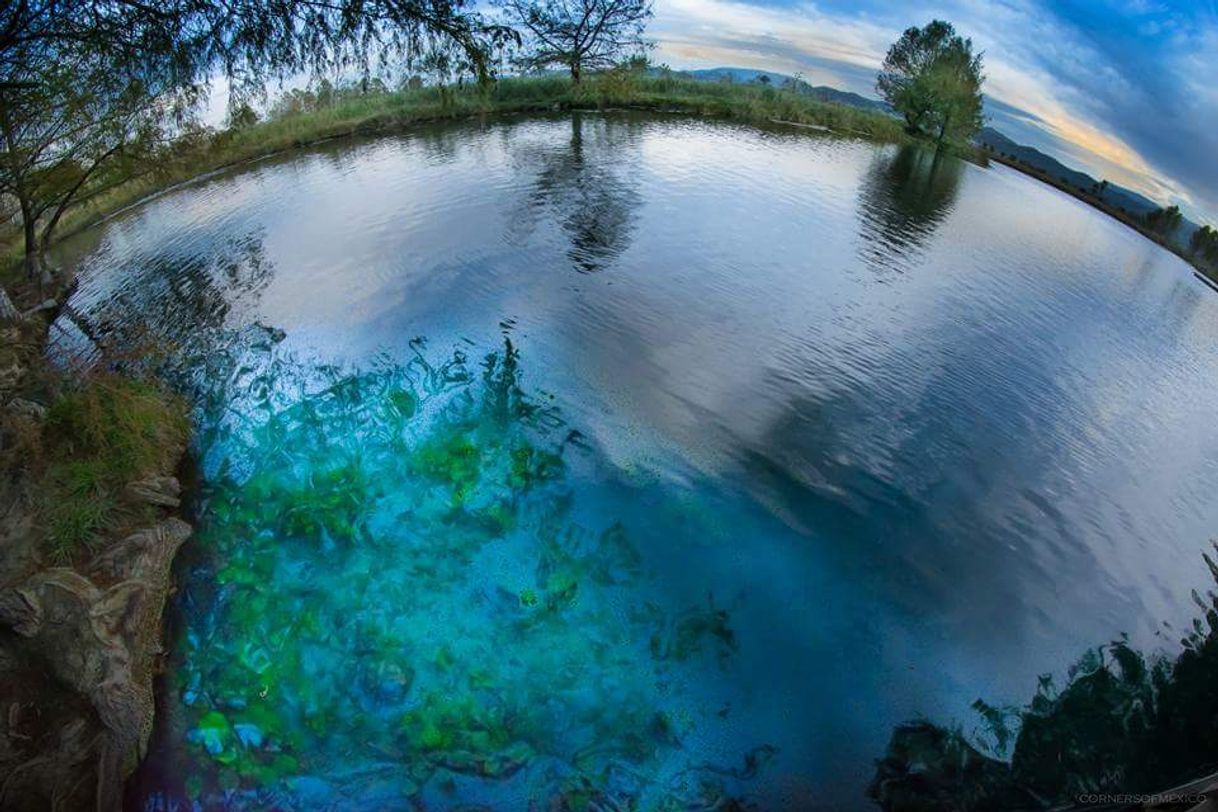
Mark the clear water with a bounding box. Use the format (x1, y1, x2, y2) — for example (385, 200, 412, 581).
(49, 113, 1218, 810)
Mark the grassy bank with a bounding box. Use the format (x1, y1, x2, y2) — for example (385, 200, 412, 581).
(38, 374, 188, 559)
(0, 72, 909, 280)
(0, 347, 188, 562)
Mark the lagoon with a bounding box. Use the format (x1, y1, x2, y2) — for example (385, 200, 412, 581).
(50, 112, 1218, 809)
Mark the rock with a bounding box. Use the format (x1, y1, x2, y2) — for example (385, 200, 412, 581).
(5, 399, 46, 422)
(0, 518, 191, 811)
(124, 476, 182, 509)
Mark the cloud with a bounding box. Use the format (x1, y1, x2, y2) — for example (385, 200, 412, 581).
(649, 0, 1218, 222)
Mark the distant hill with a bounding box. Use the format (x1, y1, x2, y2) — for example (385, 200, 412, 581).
(977, 128, 1159, 216)
(681, 67, 891, 114)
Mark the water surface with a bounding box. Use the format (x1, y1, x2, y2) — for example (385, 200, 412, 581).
(50, 113, 1218, 810)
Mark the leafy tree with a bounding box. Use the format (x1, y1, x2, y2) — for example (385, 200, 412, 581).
(876, 20, 985, 143)
(757, 74, 771, 86)
(495, 0, 653, 83)
(0, 51, 189, 286)
(226, 101, 260, 130)
(1145, 204, 1183, 236)
(1, 1, 512, 93)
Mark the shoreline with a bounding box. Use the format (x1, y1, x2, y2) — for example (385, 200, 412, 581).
(2, 74, 913, 274)
(983, 150, 1217, 283)
(0, 285, 193, 811)
(4, 74, 1206, 294)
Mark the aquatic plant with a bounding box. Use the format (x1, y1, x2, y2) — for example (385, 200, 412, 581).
(154, 332, 768, 809)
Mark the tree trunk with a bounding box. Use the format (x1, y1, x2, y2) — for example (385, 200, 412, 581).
(0, 285, 19, 322)
(18, 198, 51, 290)
(23, 217, 43, 284)
(571, 60, 581, 85)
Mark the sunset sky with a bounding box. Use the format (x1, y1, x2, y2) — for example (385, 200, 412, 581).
(648, 0, 1218, 223)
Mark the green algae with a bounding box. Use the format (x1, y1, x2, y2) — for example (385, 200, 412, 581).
(163, 333, 768, 809)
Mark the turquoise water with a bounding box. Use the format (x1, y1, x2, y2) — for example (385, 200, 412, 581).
(50, 113, 1218, 809)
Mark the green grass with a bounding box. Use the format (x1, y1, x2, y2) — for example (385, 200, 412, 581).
(39, 374, 188, 560)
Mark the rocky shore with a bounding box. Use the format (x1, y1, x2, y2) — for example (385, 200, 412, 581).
(0, 298, 192, 811)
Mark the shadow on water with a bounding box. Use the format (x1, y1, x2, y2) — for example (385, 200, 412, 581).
(510, 113, 643, 273)
(131, 328, 774, 811)
(856, 145, 962, 274)
(870, 546, 1218, 810)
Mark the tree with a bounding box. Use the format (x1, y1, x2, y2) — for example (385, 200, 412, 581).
(496, 0, 653, 83)
(757, 74, 771, 86)
(0, 51, 187, 286)
(923, 44, 983, 143)
(0, 0, 514, 306)
(227, 101, 260, 130)
(1145, 204, 1183, 236)
(876, 20, 985, 143)
(1, 1, 512, 92)
(1190, 225, 1218, 264)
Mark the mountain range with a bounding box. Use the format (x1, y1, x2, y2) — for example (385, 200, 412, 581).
(680, 67, 891, 114)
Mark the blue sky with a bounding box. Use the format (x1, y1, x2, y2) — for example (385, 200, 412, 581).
(649, 0, 1218, 222)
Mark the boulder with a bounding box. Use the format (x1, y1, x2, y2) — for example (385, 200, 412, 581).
(0, 518, 191, 811)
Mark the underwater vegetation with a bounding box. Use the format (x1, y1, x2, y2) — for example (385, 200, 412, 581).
(144, 329, 770, 810)
(870, 544, 1218, 810)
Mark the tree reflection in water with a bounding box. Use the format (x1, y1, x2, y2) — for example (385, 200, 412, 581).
(511, 112, 643, 274)
(870, 543, 1218, 810)
(856, 144, 962, 275)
